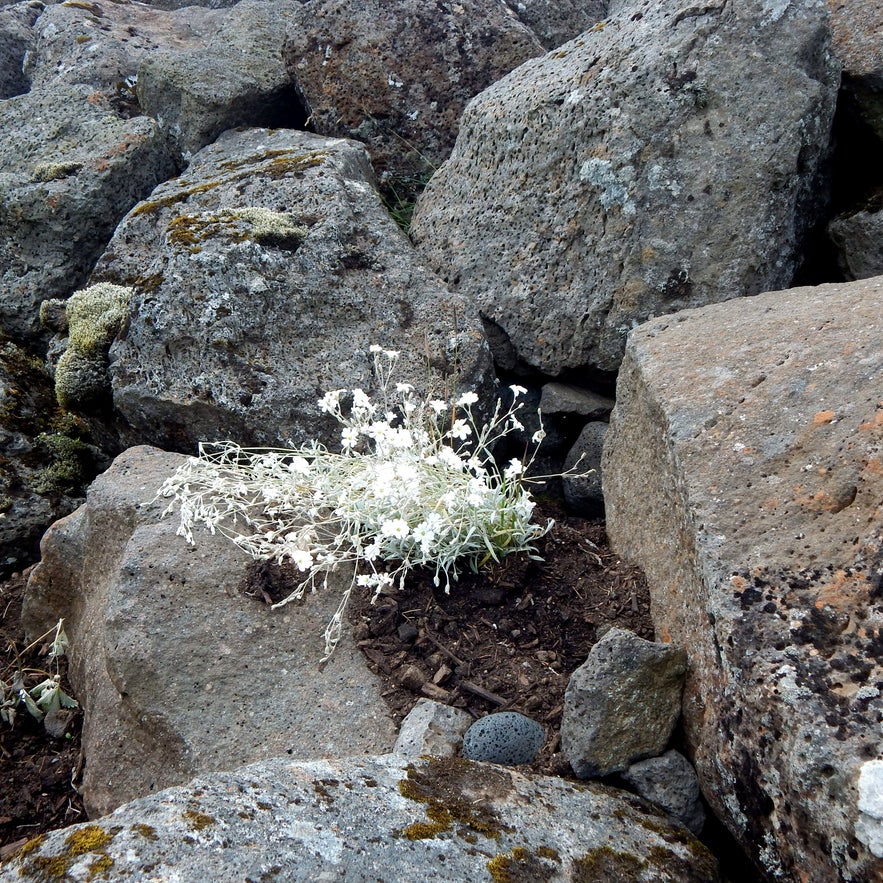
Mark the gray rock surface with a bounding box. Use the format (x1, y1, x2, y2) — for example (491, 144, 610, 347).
(561, 627, 686, 778)
(282, 0, 543, 194)
(562, 421, 607, 515)
(828, 0, 883, 140)
(0, 754, 720, 882)
(412, 0, 839, 375)
(0, 83, 177, 342)
(136, 0, 302, 159)
(394, 698, 472, 759)
(828, 205, 883, 280)
(540, 382, 614, 420)
(602, 277, 883, 882)
(82, 127, 490, 452)
(623, 749, 706, 835)
(461, 711, 545, 765)
(0, 0, 37, 98)
(22, 445, 397, 817)
(22, 0, 222, 94)
(504, 0, 607, 50)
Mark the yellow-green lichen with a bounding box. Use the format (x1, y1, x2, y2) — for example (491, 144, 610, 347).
(22, 853, 71, 879)
(573, 846, 646, 882)
(52, 282, 131, 410)
(64, 824, 116, 857)
(32, 162, 84, 183)
(396, 756, 513, 843)
(165, 207, 306, 254)
(183, 810, 216, 831)
(487, 845, 558, 882)
(62, 0, 103, 13)
(87, 854, 114, 878)
(8, 833, 45, 861)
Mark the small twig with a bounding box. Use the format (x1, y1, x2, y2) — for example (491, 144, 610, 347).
(459, 680, 507, 707)
(423, 630, 466, 668)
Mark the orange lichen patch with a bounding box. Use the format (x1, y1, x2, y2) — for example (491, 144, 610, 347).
(730, 575, 748, 591)
(814, 570, 871, 612)
(812, 410, 836, 426)
(863, 457, 883, 477)
(761, 496, 780, 510)
(794, 483, 857, 514)
(658, 624, 672, 643)
(859, 409, 883, 431)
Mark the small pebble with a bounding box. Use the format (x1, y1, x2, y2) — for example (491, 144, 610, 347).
(461, 711, 544, 765)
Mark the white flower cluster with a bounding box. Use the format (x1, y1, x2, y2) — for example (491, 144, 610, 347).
(158, 346, 557, 659)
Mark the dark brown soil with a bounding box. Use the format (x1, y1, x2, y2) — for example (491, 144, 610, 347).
(0, 569, 86, 856)
(0, 501, 653, 849)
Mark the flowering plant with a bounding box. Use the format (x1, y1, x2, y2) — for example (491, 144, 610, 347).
(158, 346, 565, 659)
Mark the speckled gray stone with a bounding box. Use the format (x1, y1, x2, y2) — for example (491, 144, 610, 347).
(461, 711, 544, 765)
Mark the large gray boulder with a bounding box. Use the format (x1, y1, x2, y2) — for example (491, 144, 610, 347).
(602, 277, 883, 882)
(22, 0, 223, 94)
(73, 127, 490, 452)
(0, 754, 720, 882)
(412, 0, 839, 375)
(0, 84, 177, 342)
(136, 0, 303, 159)
(22, 445, 397, 817)
(281, 0, 544, 196)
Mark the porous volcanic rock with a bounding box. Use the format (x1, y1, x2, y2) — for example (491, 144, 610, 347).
(281, 0, 543, 196)
(412, 0, 839, 375)
(0, 754, 720, 882)
(0, 84, 177, 342)
(0, 1, 37, 99)
(78, 127, 491, 451)
(829, 203, 883, 280)
(503, 0, 607, 50)
(603, 276, 883, 882)
(22, 445, 397, 817)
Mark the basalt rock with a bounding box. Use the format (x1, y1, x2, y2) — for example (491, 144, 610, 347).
(603, 276, 883, 882)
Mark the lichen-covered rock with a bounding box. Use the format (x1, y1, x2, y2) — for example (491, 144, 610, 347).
(281, 0, 543, 199)
(136, 0, 305, 159)
(602, 277, 883, 882)
(88, 127, 491, 452)
(828, 203, 883, 280)
(22, 445, 397, 817)
(0, 754, 720, 882)
(503, 0, 607, 50)
(623, 750, 706, 835)
(0, 84, 177, 342)
(461, 712, 545, 765)
(412, 0, 839, 375)
(394, 699, 472, 759)
(561, 628, 686, 779)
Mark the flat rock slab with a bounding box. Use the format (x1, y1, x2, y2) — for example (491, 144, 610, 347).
(22, 446, 397, 817)
(603, 277, 883, 882)
(0, 754, 720, 882)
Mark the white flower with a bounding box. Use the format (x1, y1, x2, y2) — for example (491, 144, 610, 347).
(396, 382, 414, 393)
(412, 521, 436, 547)
(319, 389, 343, 414)
(510, 385, 528, 398)
(352, 388, 373, 411)
(291, 549, 313, 571)
(450, 419, 471, 441)
(456, 391, 479, 407)
(508, 416, 524, 432)
(364, 539, 382, 561)
(381, 518, 410, 539)
(437, 446, 464, 470)
(341, 427, 359, 450)
(531, 428, 546, 444)
(369, 344, 383, 353)
(504, 458, 524, 479)
(288, 457, 310, 475)
(429, 400, 448, 415)
(383, 349, 399, 359)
